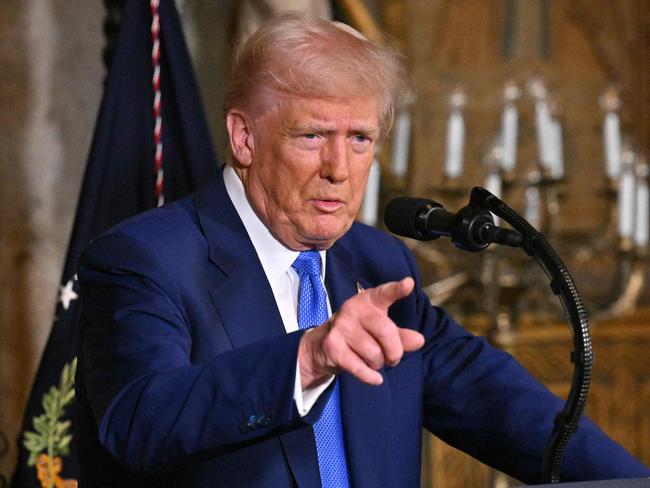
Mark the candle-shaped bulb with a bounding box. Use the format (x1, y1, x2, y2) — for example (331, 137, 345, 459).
(528, 77, 554, 174)
(390, 108, 412, 178)
(617, 146, 636, 241)
(599, 86, 622, 113)
(600, 86, 622, 180)
(501, 81, 520, 173)
(524, 186, 542, 230)
(634, 158, 649, 248)
(360, 158, 381, 227)
(449, 88, 468, 110)
(527, 76, 548, 101)
(503, 80, 521, 103)
(484, 142, 503, 225)
(549, 111, 564, 180)
(444, 88, 467, 179)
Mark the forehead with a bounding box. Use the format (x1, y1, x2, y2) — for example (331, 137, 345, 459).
(262, 93, 380, 132)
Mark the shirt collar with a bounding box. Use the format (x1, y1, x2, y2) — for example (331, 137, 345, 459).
(223, 165, 326, 284)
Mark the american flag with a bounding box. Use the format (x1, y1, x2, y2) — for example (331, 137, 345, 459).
(11, 1, 217, 485)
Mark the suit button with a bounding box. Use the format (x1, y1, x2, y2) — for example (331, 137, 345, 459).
(247, 415, 259, 429)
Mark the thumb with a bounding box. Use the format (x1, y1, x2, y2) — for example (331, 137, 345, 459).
(398, 328, 425, 352)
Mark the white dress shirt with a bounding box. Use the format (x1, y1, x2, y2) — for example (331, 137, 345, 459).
(223, 165, 334, 415)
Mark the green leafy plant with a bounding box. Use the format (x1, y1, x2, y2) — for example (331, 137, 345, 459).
(23, 357, 77, 468)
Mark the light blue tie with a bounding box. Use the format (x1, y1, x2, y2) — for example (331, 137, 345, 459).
(292, 251, 351, 488)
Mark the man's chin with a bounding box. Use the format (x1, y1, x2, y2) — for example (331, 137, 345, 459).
(296, 222, 352, 250)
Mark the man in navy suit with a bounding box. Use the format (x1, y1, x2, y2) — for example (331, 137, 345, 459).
(77, 13, 649, 487)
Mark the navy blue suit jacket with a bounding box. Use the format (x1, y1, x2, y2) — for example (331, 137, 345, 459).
(76, 168, 649, 487)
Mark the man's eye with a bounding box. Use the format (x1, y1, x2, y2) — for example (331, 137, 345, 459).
(353, 134, 370, 143)
(302, 133, 318, 140)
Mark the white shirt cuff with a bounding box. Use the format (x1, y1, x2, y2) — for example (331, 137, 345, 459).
(293, 357, 335, 416)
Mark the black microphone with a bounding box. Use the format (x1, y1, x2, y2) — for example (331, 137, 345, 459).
(384, 197, 522, 252)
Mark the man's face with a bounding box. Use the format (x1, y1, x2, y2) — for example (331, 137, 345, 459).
(233, 95, 380, 250)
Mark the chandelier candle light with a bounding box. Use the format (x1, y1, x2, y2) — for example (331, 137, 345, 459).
(484, 143, 503, 226)
(634, 159, 649, 249)
(500, 81, 520, 173)
(600, 87, 623, 181)
(528, 78, 555, 177)
(444, 88, 467, 179)
(360, 158, 381, 227)
(390, 107, 412, 178)
(549, 112, 564, 181)
(524, 186, 542, 230)
(618, 146, 636, 244)
(484, 145, 504, 200)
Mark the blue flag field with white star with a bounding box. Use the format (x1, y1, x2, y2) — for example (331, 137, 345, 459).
(11, 1, 218, 485)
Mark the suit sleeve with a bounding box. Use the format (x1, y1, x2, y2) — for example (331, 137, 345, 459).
(396, 242, 650, 484)
(78, 232, 326, 474)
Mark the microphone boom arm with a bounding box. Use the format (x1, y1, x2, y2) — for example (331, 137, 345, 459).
(469, 187, 593, 484)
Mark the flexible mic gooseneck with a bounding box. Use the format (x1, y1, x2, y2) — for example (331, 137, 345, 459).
(384, 188, 592, 484)
(384, 196, 522, 251)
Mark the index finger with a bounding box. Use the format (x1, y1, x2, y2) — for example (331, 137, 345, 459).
(367, 277, 414, 309)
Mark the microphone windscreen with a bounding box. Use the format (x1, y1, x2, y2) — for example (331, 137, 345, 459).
(384, 197, 431, 239)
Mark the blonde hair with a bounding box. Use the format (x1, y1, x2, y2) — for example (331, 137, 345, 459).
(224, 13, 407, 136)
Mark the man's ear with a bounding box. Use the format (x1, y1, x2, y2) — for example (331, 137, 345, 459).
(226, 109, 255, 167)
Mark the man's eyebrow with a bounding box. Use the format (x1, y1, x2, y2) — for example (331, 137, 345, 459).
(288, 123, 380, 135)
(288, 123, 334, 133)
(352, 126, 381, 136)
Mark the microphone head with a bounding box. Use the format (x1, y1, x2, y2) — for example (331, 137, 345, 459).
(384, 197, 439, 240)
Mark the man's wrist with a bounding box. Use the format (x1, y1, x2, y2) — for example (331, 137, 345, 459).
(294, 356, 335, 416)
(298, 326, 332, 390)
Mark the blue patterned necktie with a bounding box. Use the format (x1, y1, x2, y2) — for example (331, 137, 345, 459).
(292, 251, 351, 488)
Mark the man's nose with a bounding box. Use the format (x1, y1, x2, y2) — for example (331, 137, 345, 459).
(320, 137, 350, 183)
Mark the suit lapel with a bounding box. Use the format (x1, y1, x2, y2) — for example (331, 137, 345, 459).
(195, 169, 321, 487)
(195, 170, 287, 347)
(327, 239, 391, 488)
